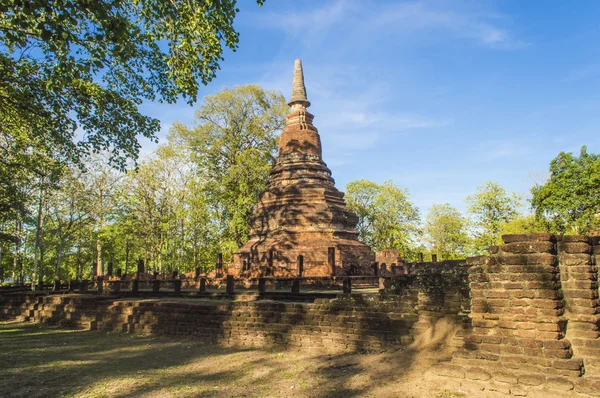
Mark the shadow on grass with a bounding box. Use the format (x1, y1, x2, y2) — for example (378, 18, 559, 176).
(0, 309, 459, 398)
(0, 322, 248, 397)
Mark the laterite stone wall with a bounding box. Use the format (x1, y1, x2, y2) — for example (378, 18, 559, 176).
(434, 234, 600, 397)
(1, 295, 422, 352)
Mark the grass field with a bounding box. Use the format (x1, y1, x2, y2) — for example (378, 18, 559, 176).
(0, 321, 463, 398)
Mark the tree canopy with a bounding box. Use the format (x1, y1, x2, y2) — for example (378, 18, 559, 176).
(466, 181, 522, 252)
(0, 0, 265, 236)
(531, 146, 600, 234)
(423, 203, 470, 260)
(169, 85, 287, 258)
(345, 180, 421, 260)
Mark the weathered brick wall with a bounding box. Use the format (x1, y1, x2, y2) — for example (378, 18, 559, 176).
(1, 262, 473, 353)
(434, 234, 600, 397)
(390, 260, 471, 347)
(0, 295, 420, 352)
(559, 235, 600, 377)
(0, 294, 38, 320)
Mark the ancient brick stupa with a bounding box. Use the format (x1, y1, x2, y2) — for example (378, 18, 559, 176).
(232, 60, 375, 276)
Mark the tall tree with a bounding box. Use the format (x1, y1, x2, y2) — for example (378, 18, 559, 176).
(46, 168, 92, 282)
(170, 85, 287, 258)
(424, 203, 470, 260)
(466, 181, 521, 253)
(82, 156, 121, 276)
(0, 0, 267, 227)
(531, 146, 600, 234)
(345, 180, 421, 260)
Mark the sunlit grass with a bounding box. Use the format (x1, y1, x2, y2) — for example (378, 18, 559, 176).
(0, 321, 457, 397)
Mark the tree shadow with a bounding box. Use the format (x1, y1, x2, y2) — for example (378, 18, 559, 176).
(0, 304, 462, 398)
(0, 322, 254, 397)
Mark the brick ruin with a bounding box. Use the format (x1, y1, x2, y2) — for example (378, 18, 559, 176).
(2, 234, 600, 396)
(232, 60, 375, 277)
(1, 260, 470, 353)
(433, 234, 600, 396)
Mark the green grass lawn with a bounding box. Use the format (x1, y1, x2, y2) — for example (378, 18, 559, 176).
(0, 322, 460, 398)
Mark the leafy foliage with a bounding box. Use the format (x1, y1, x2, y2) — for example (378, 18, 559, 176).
(1, 0, 265, 167)
(423, 203, 470, 260)
(500, 214, 549, 235)
(345, 180, 421, 260)
(0, 0, 265, 234)
(466, 181, 522, 252)
(531, 146, 600, 234)
(170, 85, 287, 258)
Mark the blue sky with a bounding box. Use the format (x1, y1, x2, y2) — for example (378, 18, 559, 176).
(139, 0, 600, 216)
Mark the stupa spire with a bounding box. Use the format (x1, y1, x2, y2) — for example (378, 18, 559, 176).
(288, 59, 311, 108)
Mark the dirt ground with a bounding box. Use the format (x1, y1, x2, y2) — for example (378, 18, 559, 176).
(0, 321, 464, 398)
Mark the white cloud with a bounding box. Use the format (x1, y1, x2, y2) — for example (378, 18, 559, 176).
(255, 0, 354, 34)
(370, 1, 526, 48)
(253, 0, 528, 50)
(336, 111, 452, 130)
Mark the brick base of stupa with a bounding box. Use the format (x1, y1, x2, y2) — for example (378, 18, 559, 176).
(232, 234, 375, 277)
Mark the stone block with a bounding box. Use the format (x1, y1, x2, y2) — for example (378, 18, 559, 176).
(575, 379, 600, 396)
(552, 358, 583, 371)
(558, 242, 591, 254)
(559, 254, 592, 265)
(433, 364, 465, 379)
(517, 374, 545, 386)
(488, 381, 511, 395)
(465, 367, 492, 381)
(501, 241, 555, 254)
(494, 254, 557, 266)
(502, 233, 555, 243)
(510, 385, 529, 396)
(561, 235, 589, 243)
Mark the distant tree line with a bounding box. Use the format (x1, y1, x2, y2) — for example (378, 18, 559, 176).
(0, 0, 267, 286)
(2, 81, 599, 284)
(344, 147, 600, 262)
(0, 85, 287, 284)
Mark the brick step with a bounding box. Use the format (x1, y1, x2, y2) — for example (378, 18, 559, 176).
(94, 322, 414, 348)
(452, 351, 584, 378)
(95, 319, 412, 337)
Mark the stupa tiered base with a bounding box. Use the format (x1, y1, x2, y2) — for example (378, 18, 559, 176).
(232, 60, 375, 277)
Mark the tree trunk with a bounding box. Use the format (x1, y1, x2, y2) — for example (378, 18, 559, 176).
(56, 238, 65, 282)
(96, 238, 102, 276)
(124, 240, 130, 276)
(76, 240, 83, 279)
(39, 240, 46, 289)
(159, 230, 164, 274)
(0, 244, 3, 281)
(193, 227, 198, 272)
(31, 186, 44, 290)
(180, 218, 185, 273)
(12, 218, 20, 283)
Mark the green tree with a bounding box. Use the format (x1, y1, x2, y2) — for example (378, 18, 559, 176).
(1, 0, 267, 167)
(46, 168, 93, 282)
(345, 180, 421, 260)
(531, 146, 600, 234)
(170, 85, 287, 259)
(466, 181, 522, 253)
(423, 203, 470, 260)
(500, 214, 549, 235)
(0, 0, 266, 230)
